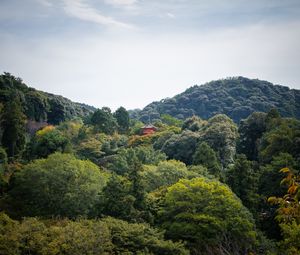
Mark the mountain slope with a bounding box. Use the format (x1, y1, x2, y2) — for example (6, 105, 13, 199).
(137, 77, 300, 123)
(0, 73, 95, 124)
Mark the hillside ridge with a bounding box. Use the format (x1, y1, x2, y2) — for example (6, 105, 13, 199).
(136, 76, 300, 123)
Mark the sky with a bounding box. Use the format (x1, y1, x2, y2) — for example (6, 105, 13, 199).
(1, 0, 300, 110)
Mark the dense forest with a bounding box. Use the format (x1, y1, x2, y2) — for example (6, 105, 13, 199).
(134, 76, 300, 123)
(0, 73, 300, 255)
(0, 73, 95, 125)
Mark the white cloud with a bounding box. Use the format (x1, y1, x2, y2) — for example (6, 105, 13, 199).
(1, 20, 300, 110)
(62, 0, 135, 29)
(105, 0, 137, 6)
(166, 12, 175, 18)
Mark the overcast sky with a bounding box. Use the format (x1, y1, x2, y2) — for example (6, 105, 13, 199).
(1, 0, 300, 110)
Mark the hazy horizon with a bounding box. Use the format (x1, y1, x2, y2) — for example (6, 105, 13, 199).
(1, 0, 300, 110)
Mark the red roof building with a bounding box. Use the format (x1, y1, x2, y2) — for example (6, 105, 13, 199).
(141, 124, 157, 135)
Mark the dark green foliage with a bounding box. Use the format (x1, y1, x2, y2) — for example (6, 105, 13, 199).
(6, 153, 108, 218)
(91, 107, 118, 134)
(137, 77, 300, 123)
(200, 114, 238, 166)
(108, 146, 166, 175)
(1, 98, 26, 159)
(259, 117, 300, 163)
(258, 153, 298, 239)
(237, 112, 267, 160)
(0, 73, 94, 124)
(102, 157, 147, 222)
(114, 106, 130, 133)
(192, 142, 221, 177)
(161, 130, 200, 165)
(101, 174, 136, 221)
(159, 178, 257, 255)
(182, 116, 206, 131)
(226, 154, 259, 213)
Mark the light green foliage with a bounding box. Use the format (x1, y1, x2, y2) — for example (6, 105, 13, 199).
(114, 106, 130, 133)
(129, 119, 144, 135)
(7, 153, 108, 218)
(103, 217, 189, 255)
(57, 120, 83, 142)
(159, 177, 257, 255)
(27, 126, 71, 159)
(0, 147, 7, 165)
(91, 107, 118, 134)
(226, 154, 259, 213)
(142, 160, 199, 192)
(279, 221, 300, 255)
(0, 212, 188, 255)
(0, 212, 112, 255)
(161, 114, 183, 127)
(192, 142, 221, 177)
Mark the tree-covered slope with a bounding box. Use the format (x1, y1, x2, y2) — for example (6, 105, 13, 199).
(0, 73, 95, 124)
(137, 77, 300, 123)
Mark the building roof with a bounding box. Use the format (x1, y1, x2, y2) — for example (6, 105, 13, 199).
(142, 124, 157, 129)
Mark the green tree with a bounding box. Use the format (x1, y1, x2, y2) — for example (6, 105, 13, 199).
(192, 142, 221, 177)
(182, 116, 206, 132)
(101, 174, 136, 221)
(7, 153, 108, 218)
(91, 107, 118, 134)
(161, 130, 200, 165)
(1, 98, 26, 159)
(201, 114, 238, 166)
(159, 177, 257, 255)
(108, 146, 166, 175)
(103, 217, 189, 255)
(161, 114, 183, 127)
(258, 153, 298, 240)
(259, 118, 300, 163)
(268, 168, 300, 255)
(27, 126, 71, 159)
(114, 106, 130, 133)
(142, 160, 199, 192)
(226, 154, 259, 213)
(237, 112, 267, 160)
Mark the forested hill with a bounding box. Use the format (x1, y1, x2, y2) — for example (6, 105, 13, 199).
(136, 76, 300, 123)
(0, 73, 95, 124)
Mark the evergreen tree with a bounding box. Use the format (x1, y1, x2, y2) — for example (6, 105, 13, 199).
(114, 107, 129, 133)
(91, 107, 118, 134)
(226, 154, 259, 213)
(1, 98, 26, 159)
(192, 141, 221, 177)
